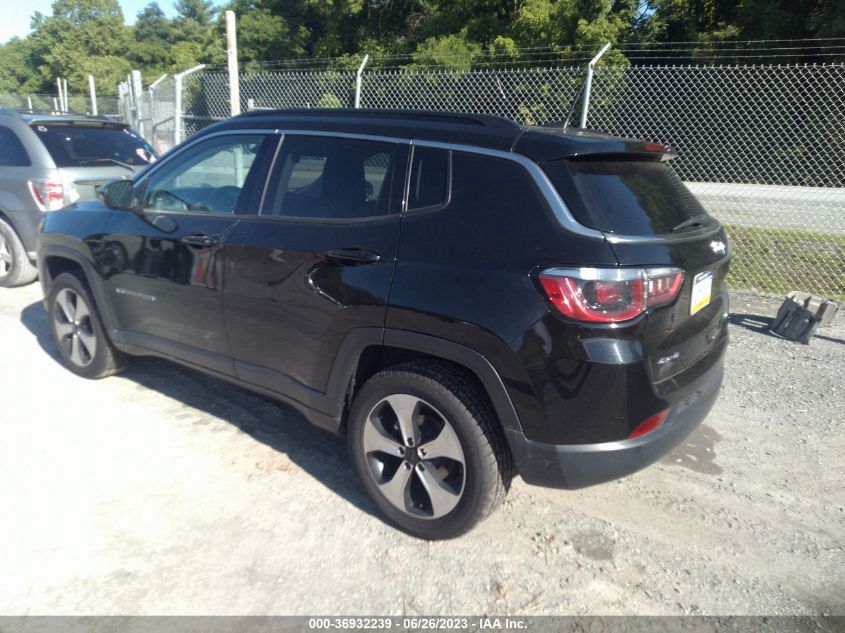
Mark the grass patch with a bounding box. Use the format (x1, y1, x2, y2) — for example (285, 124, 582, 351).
(724, 224, 845, 300)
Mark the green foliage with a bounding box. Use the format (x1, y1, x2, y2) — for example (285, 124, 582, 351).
(317, 92, 344, 108)
(25, 0, 131, 93)
(725, 225, 845, 299)
(412, 33, 483, 70)
(0, 0, 842, 98)
(135, 3, 174, 47)
(0, 38, 40, 93)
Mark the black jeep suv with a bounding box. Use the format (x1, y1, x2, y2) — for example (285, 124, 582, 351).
(37, 110, 730, 539)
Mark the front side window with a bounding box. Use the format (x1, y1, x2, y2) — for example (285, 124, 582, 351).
(0, 127, 31, 167)
(142, 135, 271, 214)
(263, 135, 403, 219)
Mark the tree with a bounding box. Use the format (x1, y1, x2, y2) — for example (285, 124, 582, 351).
(809, 0, 845, 38)
(173, 0, 216, 44)
(27, 0, 131, 94)
(135, 2, 174, 46)
(0, 38, 41, 94)
(0, 0, 841, 99)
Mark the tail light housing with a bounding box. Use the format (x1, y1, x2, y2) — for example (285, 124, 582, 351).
(28, 178, 78, 211)
(538, 266, 684, 323)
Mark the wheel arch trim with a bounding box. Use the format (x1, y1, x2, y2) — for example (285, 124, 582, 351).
(38, 245, 117, 334)
(326, 328, 524, 435)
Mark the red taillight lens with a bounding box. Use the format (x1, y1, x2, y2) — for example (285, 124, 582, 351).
(646, 270, 685, 306)
(538, 267, 684, 323)
(628, 410, 669, 439)
(28, 179, 66, 211)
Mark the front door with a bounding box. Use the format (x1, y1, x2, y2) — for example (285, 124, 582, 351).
(102, 132, 278, 373)
(222, 133, 409, 407)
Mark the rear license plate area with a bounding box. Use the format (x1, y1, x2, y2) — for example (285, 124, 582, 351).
(690, 271, 713, 315)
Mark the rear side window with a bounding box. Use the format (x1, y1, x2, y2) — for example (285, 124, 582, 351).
(0, 126, 31, 167)
(408, 147, 450, 211)
(542, 159, 710, 236)
(33, 125, 157, 167)
(263, 135, 404, 220)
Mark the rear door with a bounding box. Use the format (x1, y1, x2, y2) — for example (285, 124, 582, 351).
(102, 132, 278, 374)
(541, 157, 731, 381)
(222, 133, 408, 402)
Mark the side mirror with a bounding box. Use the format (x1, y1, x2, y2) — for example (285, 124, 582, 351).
(99, 179, 135, 211)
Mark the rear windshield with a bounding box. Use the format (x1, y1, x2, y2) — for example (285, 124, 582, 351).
(542, 158, 710, 236)
(33, 124, 157, 168)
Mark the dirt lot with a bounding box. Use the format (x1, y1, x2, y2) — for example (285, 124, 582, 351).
(0, 283, 842, 616)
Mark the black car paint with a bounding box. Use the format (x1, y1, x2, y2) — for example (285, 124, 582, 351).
(38, 110, 729, 489)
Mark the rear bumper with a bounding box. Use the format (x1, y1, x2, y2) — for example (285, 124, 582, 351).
(505, 357, 724, 489)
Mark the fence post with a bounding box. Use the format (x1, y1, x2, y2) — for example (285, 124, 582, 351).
(579, 42, 611, 129)
(354, 54, 370, 108)
(131, 70, 144, 135)
(88, 75, 98, 115)
(173, 64, 206, 145)
(117, 81, 128, 123)
(174, 74, 183, 144)
(225, 10, 240, 116)
(148, 73, 168, 109)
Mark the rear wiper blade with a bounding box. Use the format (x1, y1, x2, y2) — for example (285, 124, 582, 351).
(79, 158, 134, 172)
(672, 215, 709, 232)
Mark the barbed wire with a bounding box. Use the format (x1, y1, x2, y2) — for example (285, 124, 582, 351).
(209, 38, 845, 73)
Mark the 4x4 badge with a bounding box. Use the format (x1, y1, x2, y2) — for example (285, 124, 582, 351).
(710, 240, 726, 255)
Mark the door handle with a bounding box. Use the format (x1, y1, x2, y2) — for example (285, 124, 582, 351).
(326, 249, 382, 264)
(181, 234, 220, 247)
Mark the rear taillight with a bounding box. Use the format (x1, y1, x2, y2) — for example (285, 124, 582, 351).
(28, 179, 66, 211)
(538, 267, 684, 323)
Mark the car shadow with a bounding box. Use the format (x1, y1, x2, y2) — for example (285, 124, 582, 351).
(19, 300, 383, 522)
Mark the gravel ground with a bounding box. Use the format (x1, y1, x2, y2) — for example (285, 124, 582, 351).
(0, 283, 842, 616)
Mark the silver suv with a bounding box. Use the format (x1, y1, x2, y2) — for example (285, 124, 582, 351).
(0, 109, 157, 286)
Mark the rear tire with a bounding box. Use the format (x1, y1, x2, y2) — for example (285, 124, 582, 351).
(348, 361, 512, 539)
(47, 271, 128, 379)
(0, 218, 37, 288)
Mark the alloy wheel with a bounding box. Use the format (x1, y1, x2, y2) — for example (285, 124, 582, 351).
(53, 288, 98, 367)
(362, 394, 466, 519)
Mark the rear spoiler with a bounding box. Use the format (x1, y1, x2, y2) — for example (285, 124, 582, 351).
(27, 118, 130, 129)
(516, 126, 677, 162)
(566, 143, 677, 162)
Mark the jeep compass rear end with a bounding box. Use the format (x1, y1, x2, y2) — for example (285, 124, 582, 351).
(38, 110, 728, 539)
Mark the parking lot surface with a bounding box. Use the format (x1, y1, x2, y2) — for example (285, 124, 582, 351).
(0, 283, 842, 615)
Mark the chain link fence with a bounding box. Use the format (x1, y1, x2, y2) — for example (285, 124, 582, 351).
(133, 62, 845, 299)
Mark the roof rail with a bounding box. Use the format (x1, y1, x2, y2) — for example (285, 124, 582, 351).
(238, 108, 521, 129)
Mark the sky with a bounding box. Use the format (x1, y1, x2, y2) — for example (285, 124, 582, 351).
(0, 0, 178, 43)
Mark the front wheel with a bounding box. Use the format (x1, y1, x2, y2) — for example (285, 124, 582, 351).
(348, 362, 512, 539)
(47, 272, 127, 379)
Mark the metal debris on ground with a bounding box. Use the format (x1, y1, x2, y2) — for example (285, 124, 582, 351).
(770, 291, 839, 344)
